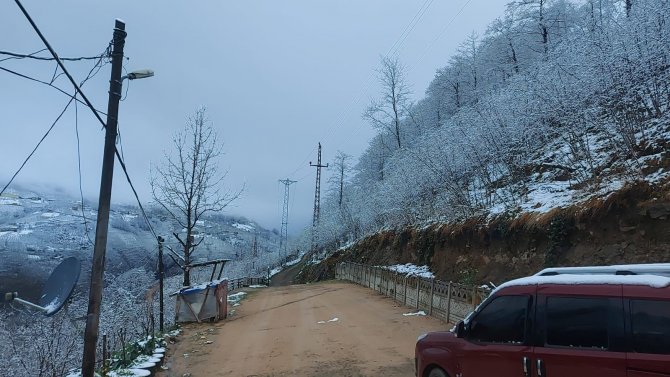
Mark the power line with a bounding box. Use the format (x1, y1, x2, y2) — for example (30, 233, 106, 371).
(406, 0, 474, 74)
(14, 0, 111, 132)
(74, 93, 94, 246)
(283, 1, 436, 179)
(0, 96, 75, 197)
(0, 65, 107, 115)
(113, 147, 158, 240)
(0, 49, 107, 62)
(385, 0, 435, 58)
(0, 41, 109, 230)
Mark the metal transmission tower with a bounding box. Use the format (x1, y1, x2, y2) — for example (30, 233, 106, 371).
(278, 178, 297, 260)
(309, 142, 328, 252)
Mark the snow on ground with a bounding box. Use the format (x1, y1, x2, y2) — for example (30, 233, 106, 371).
(232, 223, 254, 232)
(249, 284, 267, 288)
(403, 311, 427, 317)
(317, 317, 339, 324)
(479, 121, 670, 221)
(337, 240, 356, 251)
(519, 181, 574, 214)
(285, 256, 302, 266)
(0, 198, 20, 206)
(269, 266, 282, 277)
(122, 213, 138, 221)
(384, 263, 435, 279)
(41, 212, 60, 218)
(227, 292, 247, 306)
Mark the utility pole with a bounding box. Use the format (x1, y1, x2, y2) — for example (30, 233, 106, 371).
(157, 236, 165, 332)
(278, 178, 297, 261)
(82, 20, 126, 377)
(309, 143, 328, 253)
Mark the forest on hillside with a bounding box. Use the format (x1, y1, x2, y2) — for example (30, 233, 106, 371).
(308, 0, 670, 253)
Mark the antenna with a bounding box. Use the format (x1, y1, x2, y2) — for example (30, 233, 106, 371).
(4, 257, 81, 316)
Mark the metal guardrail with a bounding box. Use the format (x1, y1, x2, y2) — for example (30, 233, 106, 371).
(336, 262, 490, 323)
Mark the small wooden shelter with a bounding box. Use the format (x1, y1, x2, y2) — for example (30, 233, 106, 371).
(172, 259, 230, 323)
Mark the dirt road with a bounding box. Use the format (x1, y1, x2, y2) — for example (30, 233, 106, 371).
(270, 261, 304, 286)
(159, 282, 448, 377)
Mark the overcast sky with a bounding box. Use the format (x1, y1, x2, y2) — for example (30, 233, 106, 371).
(0, 0, 508, 233)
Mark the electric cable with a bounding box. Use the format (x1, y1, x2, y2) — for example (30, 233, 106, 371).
(0, 49, 104, 62)
(113, 147, 159, 240)
(74, 93, 95, 246)
(406, 0, 474, 74)
(282, 0, 436, 180)
(14, 0, 111, 131)
(0, 66, 107, 115)
(0, 96, 75, 197)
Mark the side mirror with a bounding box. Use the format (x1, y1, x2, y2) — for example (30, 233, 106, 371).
(455, 321, 466, 338)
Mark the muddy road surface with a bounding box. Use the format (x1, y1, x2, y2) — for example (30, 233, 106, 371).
(159, 282, 447, 377)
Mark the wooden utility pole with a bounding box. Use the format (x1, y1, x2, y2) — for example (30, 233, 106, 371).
(82, 19, 126, 377)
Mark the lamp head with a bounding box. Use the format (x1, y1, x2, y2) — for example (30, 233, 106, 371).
(125, 69, 154, 80)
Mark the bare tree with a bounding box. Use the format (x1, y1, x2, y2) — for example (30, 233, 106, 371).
(329, 151, 351, 206)
(364, 56, 411, 149)
(151, 107, 242, 286)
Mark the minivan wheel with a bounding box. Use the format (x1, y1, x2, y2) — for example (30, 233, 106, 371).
(427, 367, 448, 377)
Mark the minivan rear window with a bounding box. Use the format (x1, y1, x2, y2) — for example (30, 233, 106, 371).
(631, 299, 670, 355)
(546, 297, 609, 349)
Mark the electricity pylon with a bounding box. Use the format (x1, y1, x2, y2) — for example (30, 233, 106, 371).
(278, 178, 297, 260)
(309, 142, 328, 253)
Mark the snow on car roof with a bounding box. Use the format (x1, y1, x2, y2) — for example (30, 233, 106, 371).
(499, 274, 670, 291)
(536, 263, 670, 277)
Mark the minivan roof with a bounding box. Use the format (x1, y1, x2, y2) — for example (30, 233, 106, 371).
(464, 273, 670, 325)
(535, 263, 670, 278)
(499, 274, 670, 291)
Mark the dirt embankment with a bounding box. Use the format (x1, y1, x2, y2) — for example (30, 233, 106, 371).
(302, 182, 670, 284)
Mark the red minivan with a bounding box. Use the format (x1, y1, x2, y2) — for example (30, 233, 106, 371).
(415, 264, 670, 377)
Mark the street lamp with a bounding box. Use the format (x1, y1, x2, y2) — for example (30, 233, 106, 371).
(122, 69, 154, 81)
(81, 20, 155, 377)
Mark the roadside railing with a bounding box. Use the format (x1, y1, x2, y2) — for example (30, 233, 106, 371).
(227, 276, 268, 291)
(335, 262, 490, 324)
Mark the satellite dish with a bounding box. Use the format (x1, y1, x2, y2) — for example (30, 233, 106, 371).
(4, 257, 81, 316)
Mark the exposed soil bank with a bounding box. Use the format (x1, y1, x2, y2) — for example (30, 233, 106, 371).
(302, 182, 670, 284)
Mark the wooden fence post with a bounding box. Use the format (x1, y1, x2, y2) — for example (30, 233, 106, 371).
(357, 264, 360, 284)
(446, 282, 453, 323)
(403, 277, 408, 306)
(416, 278, 421, 310)
(429, 278, 435, 315)
(472, 286, 477, 310)
(386, 270, 390, 295)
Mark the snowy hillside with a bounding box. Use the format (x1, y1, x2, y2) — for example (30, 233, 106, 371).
(0, 187, 282, 300)
(311, 0, 670, 253)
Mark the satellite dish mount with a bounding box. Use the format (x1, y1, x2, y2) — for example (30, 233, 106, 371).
(4, 257, 81, 316)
